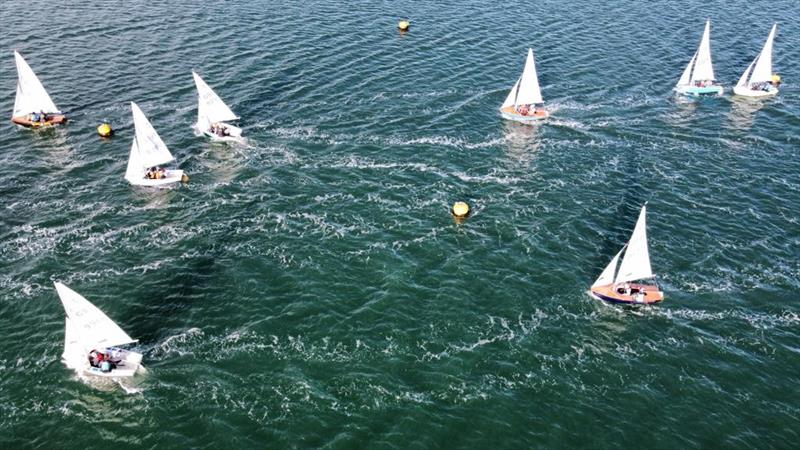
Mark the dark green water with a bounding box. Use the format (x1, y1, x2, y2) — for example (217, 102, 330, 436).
(1, 1, 799, 448)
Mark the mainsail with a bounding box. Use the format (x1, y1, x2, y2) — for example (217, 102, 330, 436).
(593, 204, 654, 286)
(55, 282, 137, 356)
(502, 48, 543, 108)
(125, 102, 175, 181)
(12, 51, 59, 117)
(192, 71, 238, 129)
(747, 24, 777, 85)
(691, 20, 715, 82)
(615, 204, 653, 284)
(515, 48, 544, 105)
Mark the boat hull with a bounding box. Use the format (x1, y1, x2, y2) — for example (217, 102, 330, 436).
(676, 85, 724, 96)
(500, 106, 548, 123)
(733, 86, 778, 98)
(590, 283, 664, 305)
(127, 169, 185, 187)
(197, 122, 244, 143)
(68, 347, 143, 378)
(11, 114, 67, 128)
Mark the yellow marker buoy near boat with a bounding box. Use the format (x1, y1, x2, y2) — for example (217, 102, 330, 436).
(451, 201, 470, 218)
(772, 74, 781, 85)
(398, 19, 410, 31)
(97, 122, 113, 138)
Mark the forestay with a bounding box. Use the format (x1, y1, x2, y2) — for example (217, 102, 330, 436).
(12, 51, 59, 117)
(193, 71, 238, 129)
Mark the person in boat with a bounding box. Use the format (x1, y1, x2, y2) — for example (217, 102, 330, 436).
(99, 351, 117, 372)
(31, 112, 40, 122)
(40, 110, 47, 124)
(517, 104, 531, 116)
(88, 349, 100, 367)
(146, 167, 164, 180)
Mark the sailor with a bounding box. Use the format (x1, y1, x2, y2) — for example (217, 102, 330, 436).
(624, 283, 632, 296)
(40, 110, 46, 123)
(88, 349, 99, 367)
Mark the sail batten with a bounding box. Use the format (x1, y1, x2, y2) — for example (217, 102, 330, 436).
(12, 51, 59, 117)
(615, 204, 654, 284)
(193, 72, 238, 128)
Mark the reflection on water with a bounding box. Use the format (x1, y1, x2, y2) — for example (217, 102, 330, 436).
(663, 94, 699, 128)
(725, 96, 767, 131)
(502, 120, 541, 166)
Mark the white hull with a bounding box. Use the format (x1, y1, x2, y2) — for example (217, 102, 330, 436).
(127, 169, 185, 187)
(500, 110, 548, 123)
(733, 86, 778, 98)
(66, 347, 143, 378)
(196, 122, 244, 143)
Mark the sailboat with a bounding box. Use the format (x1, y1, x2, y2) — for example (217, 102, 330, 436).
(734, 24, 780, 98)
(125, 102, 187, 186)
(10, 51, 67, 128)
(55, 282, 143, 378)
(675, 20, 724, 96)
(590, 203, 664, 305)
(192, 71, 244, 143)
(500, 48, 548, 122)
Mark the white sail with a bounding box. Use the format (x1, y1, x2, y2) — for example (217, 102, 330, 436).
(502, 77, 521, 108)
(62, 317, 84, 368)
(736, 58, 755, 88)
(55, 282, 137, 352)
(124, 139, 144, 182)
(691, 20, 715, 82)
(615, 204, 654, 284)
(592, 247, 624, 287)
(515, 48, 544, 105)
(748, 24, 776, 84)
(12, 51, 59, 117)
(677, 52, 696, 87)
(130, 102, 175, 169)
(193, 71, 238, 129)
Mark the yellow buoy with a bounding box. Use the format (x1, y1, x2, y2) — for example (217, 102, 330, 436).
(181, 174, 190, 183)
(451, 201, 470, 218)
(97, 123, 113, 138)
(398, 20, 410, 31)
(772, 74, 781, 84)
